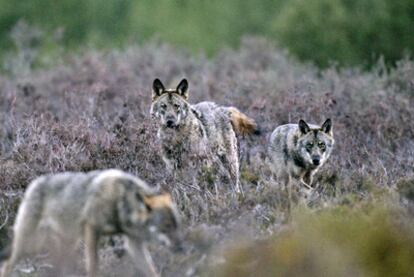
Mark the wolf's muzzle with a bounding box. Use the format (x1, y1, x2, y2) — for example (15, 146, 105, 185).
(312, 156, 321, 166)
(166, 120, 175, 127)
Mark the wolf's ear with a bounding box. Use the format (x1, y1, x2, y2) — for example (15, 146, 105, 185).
(299, 119, 310, 134)
(321, 118, 332, 134)
(176, 79, 188, 99)
(152, 79, 165, 99)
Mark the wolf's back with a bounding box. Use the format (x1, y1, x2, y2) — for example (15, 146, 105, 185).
(192, 102, 259, 136)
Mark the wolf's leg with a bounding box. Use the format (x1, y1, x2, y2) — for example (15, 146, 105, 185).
(302, 171, 313, 189)
(230, 154, 242, 195)
(231, 135, 242, 195)
(141, 244, 158, 277)
(286, 174, 292, 205)
(49, 235, 77, 276)
(266, 157, 280, 186)
(1, 255, 15, 277)
(126, 239, 159, 277)
(84, 224, 98, 277)
(279, 172, 292, 220)
(1, 234, 35, 277)
(1, 258, 13, 277)
(1, 214, 42, 277)
(221, 140, 242, 195)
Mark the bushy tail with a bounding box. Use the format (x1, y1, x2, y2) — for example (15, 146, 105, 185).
(227, 107, 260, 136)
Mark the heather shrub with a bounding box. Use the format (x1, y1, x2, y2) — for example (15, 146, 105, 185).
(0, 38, 412, 276)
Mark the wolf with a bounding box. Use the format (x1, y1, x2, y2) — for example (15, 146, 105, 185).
(268, 119, 334, 189)
(0, 169, 181, 277)
(150, 78, 259, 193)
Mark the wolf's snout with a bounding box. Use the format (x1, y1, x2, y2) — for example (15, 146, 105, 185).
(312, 156, 320, 166)
(166, 119, 175, 127)
(165, 115, 176, 127)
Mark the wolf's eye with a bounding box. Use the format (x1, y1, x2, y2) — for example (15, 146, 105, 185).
(160, 103, 167, 110)
(174, 104, 181, 111)
(306, 142, 313, 151)
(318, 141, 326, 150)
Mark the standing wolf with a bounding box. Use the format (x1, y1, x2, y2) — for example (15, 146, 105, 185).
(150, 78, 259, 193)
(0, 169, 181, 277)
(268, 119, 334, 189)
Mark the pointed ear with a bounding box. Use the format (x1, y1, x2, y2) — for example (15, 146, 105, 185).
(144, 193, 173, 210)
(176, 79, 188, 99)
(152, 79, 165, 99)
(321, 118, 332, 134)
(298, 119, 310, 134)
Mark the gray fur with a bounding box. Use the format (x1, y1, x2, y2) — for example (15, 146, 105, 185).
(1, 169, 180, 277)
(151, 79, 241, 193)
(268, 119, 334, 188)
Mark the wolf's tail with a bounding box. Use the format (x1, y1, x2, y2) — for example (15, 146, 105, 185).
(227, 107, 260, 136)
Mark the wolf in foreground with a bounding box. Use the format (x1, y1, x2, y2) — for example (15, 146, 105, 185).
(0, 169, 181, 277)
(150, 78, 259, 194)
(268, 119, 334, 189)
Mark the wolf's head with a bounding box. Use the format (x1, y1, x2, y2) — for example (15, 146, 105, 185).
(117, 183, 181, 249)
(144, 193, 182, 250)
(118, 187, 181, 247)
(150, 78, 191, 129)
(296, 119, 334, 168)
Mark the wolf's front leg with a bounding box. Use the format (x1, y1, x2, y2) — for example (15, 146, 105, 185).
(229, 158, 241, 195)
(84, 224, 99, 277)
(126, 239, 159, 277)
(1, 220, 40, 277)
(301, 171, 314, 190)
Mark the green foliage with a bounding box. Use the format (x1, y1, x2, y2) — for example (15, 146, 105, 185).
(272, 0, 351, 66)
(128, 0, 283, 55)
(272, 0, 414, 67)
(0, 0, 413, 67)
(0, 0, 133, 48)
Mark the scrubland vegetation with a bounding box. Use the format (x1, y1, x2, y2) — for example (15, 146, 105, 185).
(0, 36, 413, 276)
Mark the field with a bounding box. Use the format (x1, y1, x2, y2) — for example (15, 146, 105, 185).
(0, 37, 414, 276)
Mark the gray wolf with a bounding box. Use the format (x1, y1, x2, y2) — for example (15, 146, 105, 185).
(0, 169, 180, 277)
(268, 119, 334, 189)
(150, 78, 259, 193)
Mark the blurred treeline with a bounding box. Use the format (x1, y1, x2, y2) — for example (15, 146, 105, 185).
(0, 0, 413, 67)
